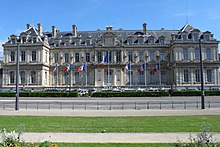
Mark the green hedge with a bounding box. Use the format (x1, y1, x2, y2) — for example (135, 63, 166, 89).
(91, 91, 169, 97)
(0, 92, 78, 97)
(0, 90, 220, 97)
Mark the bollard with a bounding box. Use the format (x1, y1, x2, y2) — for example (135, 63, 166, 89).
(159, 102, 161, 109)
(110, 102, 111, 110)
(26, 103, 28, 110)
(172, 101, 174, 109)
(147, 102, 149, 109)
(135, 102, 136, 110)
(85, 102, 86, 110)
(97, 102, 99, 110)
(37, 102, 39, 110)
(184, 101, 186, 109)
(208, 101, 211, 109)
(60, 102, 62, 110)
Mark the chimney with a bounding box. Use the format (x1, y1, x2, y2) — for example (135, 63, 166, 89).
(52, 25, 56, 38)
(143, 23, 147, 35)
(72, 24, 77, 36)
(37, 23, 42, 35)
(106, 26, 113, 31)
(26, 24, 32, 29)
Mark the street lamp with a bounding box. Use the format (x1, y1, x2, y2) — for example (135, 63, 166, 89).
(15, 40, 19, 110)
(199, 38, 205, 109)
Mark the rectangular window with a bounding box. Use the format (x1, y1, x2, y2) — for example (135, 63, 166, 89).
(54, 53, 59, 63)
(64, 72, 69, 84)
(207, 69, 212, 83)
(116, 70, 121, 81)
(97, 51, 102, 62)
(160, 39, 164, 45)
(139, 52, 144, 62)
(161, 71, 166, 83)
(183, 48, 188, 59)
(128, 52, 133, 62)
(150, 51, 155, 61)
(21, 51, 25, 61)
(86, 40, 91, 46)
(182, 35, 187, 41)
(149, 39, 154, 44)
(75, 72, 80, 83)
(205, 35, 210, 41)
(116, 51, 121, 63)
(86, 53, 90, 62)
(109, 52, 112, 63)
(30, 71, 36, 84)
(193, 34, 199, 41)
(33, 37, 37, 43)
(20, 71, 25, 84)
(10, 71, 15, 84)
(160, 52, 165, 61)
(195, 69, 200, 82)
(138, 38, 144, 45)
(75, 53, 79, 62)
(10, 51, 15, 62)
(45, 52, 48, 63)
(64, 53, 69, 63)
(183, 69, 189, 82)
(194, 48, 200, 59)
(32, 51, 36, 61)
(22, 37, 26, 43)
(206, 48, 211, 59)
(127, 39, 132, 45)
(45, 72, 47, 84)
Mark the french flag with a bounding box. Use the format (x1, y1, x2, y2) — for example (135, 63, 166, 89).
(78, 64, 86, 72)
(122, 63, 131, 73)
(64, 64, 73, 72)
(138, 63, 145, 74)
(99, 52, 108, 68)
(153, 63, 160, 72)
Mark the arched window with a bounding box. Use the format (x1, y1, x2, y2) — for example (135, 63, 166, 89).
(30, 71, 36, 84)
(9, 71, 15, 84)
(20, 71, 25, 84)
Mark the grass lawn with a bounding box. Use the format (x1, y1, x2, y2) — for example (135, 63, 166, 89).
(0, 115, 219, 133)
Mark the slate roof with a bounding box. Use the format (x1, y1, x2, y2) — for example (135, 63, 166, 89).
(5, 23, 216, 46)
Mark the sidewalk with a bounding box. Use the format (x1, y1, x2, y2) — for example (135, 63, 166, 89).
(19, 132, 220, 143)
(0, 108, 220, 116)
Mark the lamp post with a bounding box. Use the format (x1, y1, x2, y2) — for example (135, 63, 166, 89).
(15, 41, 19, 110)
(199, 38, 205, 109)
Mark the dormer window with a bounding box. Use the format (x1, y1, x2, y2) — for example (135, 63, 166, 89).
(205, 34, 210, 41)
(11, 38, 16, 44)
(22, 37, 26, 43)
(33, 37, 37, 43)
(138, 38, 144, 45)
(86, 39, 91, 46)
(127, 38, 132, 45)
(149, 38, 154, 45)
(159, 39, 164, 45)
(193, 33, 199, 41)
(182, 35, 187, 41)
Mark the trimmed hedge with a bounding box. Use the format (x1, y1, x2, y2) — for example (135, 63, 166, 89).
(0, 92, 78, 97)
(0, 90, 220, 97)
(91, 91, 169, 97)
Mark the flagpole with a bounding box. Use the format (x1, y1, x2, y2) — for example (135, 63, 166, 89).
(85, 62, 87, 87)
(108, 50, 110, 87)
(144, 61, 147, 86)
(159, 59, 161, 86)
(57, 64, 59, 87)
(129, 61, 131, 87)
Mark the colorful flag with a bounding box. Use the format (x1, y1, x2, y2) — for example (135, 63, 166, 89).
(99, 52, 108, 68)
(53, 64, 58, 72)
(153, 63, 160, 72)
(122, 63, 131, 73)
(78, 63, 86, 72)
(137, 63, 145, 74)
(64, 64, 73, 72)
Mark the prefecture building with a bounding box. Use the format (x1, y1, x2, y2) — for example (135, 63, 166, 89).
(2, 23, 219, 90)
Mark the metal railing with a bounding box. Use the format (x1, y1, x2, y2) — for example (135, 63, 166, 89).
(0, 101, 219, 110)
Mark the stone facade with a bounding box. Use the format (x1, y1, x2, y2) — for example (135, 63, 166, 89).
(2, 23, 219, 90)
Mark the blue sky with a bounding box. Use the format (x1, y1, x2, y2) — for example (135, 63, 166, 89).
(0, 0, 220, 56)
